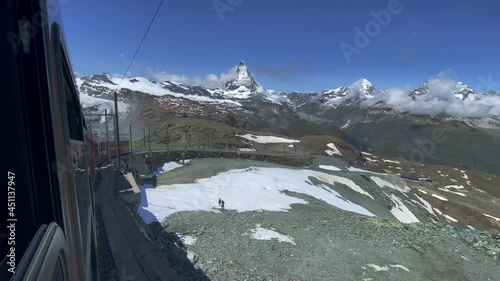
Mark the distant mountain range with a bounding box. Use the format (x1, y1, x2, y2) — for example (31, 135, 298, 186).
(76, 61, 500, 176)
(77, 61, 499, 118)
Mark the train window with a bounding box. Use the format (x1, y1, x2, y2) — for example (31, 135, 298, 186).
(62, 60, 83, 141)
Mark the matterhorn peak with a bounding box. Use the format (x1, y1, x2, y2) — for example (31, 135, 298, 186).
(236, 61, 250, 79)
(224, 61, 267, 98)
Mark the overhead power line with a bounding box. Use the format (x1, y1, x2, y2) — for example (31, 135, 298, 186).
(116, 0, 164, 90)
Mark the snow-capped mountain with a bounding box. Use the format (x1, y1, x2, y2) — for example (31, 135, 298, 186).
(409, 81, 477, 100)
(76, 61, 288, 109)
(409, 82, 428, 98)
(284, 78, 380, 110)
(223, 61, 267, 99)
(75, 62, 500, 175)
(286, 78, 498, 113)
(483, 90, 500, 97)
(323, 87, 351, 102)
(454, 82, 477, 100)
(76, 62, 320, 142)
(77, 73, 241, 105)
(76, 61, 499, 122)
(324, 79, 375, 100)
(353, 78, 376, 96)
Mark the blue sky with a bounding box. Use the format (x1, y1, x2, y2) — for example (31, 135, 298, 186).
(61, 0, 500, 92)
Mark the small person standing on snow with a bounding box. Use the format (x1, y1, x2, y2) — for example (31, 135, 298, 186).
(221, 200, 225, 210)
(218, 198, 222, 207)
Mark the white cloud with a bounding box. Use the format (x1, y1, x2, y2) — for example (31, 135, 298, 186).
(437, 69, 460, 81)
(146, 65, 238, 88)
(340, 78, 373, 102)
(361, 76, 500, 118)
(109, 71, 132, 79)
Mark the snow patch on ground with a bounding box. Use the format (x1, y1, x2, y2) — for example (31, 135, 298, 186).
(365, 157, 379, 163)
(313, 173, 374, 199)
(443, 214, 458, 223)
(141, 160, 191, 179)
(415, 195, 436, 216)
(175, 233, 197, 246)
(431, 194, 449, 201)
(382, 159, 401, 164)
(389, 264, 410, 272)
(439, 185, 467, 197)
(247, 224, 296, 245)
(325, 143, 342, 156)
(483, 213, 500, 222)
(367, 264, 409, 272)
(388, 194, 420, 223)
(371, 177, 410, 193)
(341, 119, 351, 129)
(318, 165, 342, 171)
(138, 167, 375, 223)
(239, 148, 256, 152)
(237, 134, 300, 144)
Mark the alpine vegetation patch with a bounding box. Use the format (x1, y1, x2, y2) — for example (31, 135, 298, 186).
(339, 0, 411, 63)
(213, 0, 244, 22)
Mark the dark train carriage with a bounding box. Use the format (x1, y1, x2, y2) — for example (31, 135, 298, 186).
(2, 0, 99, 280)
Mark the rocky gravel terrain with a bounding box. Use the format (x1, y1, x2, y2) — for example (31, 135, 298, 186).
(152, 198, 500, 281)
(130, 157, 500, 280)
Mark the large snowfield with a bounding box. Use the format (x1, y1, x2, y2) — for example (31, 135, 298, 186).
(138, 165, 375, 224)
(136, 160, 492, 226)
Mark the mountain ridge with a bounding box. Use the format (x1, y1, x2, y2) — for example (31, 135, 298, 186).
(76, 61, 499, 115)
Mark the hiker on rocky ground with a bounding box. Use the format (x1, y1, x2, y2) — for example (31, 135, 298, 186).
(218, 198, 222, 207)
(221, 200, 225, 210)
